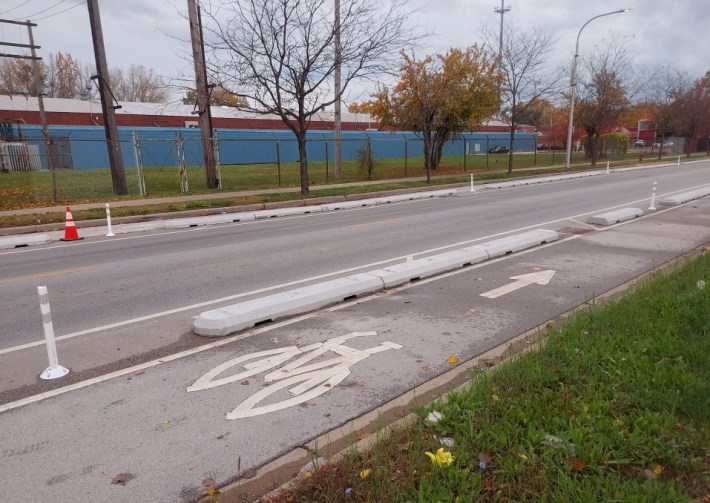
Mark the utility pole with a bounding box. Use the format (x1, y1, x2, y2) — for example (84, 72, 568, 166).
(87, 0, 127, 195)
(0, 19, 55, 190)
(26, 21, 58, 200)
(187, 0, 218, 189)
(494, 0, 511, 62)
(494, 0, 511, 117)
(333, 0, 342, 178)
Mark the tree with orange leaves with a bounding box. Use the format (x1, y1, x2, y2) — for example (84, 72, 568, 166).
(368, 47, 501, 182)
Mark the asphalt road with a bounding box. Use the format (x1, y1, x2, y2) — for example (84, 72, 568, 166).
(1, 162, 709, 350)
(0, 177, 708, 502)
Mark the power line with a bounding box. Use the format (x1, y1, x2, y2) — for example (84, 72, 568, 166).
(0, 0, 32, 17)
(34, 1, 85, 21)
(12, 0, 67, 21)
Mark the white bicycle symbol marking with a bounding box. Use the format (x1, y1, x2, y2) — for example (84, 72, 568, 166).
(187, 332, 402, 419)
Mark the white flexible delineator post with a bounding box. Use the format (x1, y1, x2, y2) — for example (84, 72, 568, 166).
(470, 173, 476, 192)
(648, 181, 657, 211)
(38, 286, 69, 380)
(105, 203, 115, 237)
(606, 161, 610, 174)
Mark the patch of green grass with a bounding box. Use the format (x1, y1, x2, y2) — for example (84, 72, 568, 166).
(268, 253, 710, 502)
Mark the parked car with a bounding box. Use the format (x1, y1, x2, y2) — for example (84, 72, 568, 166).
(488, 145, 509, 154)
(633, 139, 645, 147)
(536, 144, 550, 150)
(653, 141, 674, 148)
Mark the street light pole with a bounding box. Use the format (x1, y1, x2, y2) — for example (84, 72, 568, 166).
(564, 8, 632, 170)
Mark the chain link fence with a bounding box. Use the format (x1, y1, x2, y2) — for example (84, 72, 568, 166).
(0, 128, 582, 211)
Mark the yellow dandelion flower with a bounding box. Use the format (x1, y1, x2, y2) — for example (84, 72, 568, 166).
(359, 468, 372, 479)
(652, 464, 663, 475)
(425, 447, 454, 468)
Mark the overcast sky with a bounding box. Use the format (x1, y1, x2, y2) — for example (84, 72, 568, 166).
(1, 0, 708, 103)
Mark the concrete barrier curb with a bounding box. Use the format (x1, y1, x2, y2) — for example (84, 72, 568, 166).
(194, 273, 385, 337)
(162, 212, 257, 229)
(0, 234, 52, 249)
(588, 208, 643, 226)
(194, 229, 559, 337)
(659, 186, 710, 206)
(476, 229, 558, 258)
(367, 248, 489, 288)
(321, 200, 376, 211)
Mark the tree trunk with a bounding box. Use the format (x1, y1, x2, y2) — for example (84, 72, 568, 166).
(296, 130, 309, 195)
(588, 132, 598, 166)
(422, 131, 432, 183)
(507, 127, 516, 175)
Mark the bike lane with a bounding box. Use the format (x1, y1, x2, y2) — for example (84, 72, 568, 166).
(1, 198, 709, 502)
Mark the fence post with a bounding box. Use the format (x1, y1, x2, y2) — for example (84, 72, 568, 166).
(324, 134, 329, 183)
(275, 139, 282, 187)
(131, 130, 146, 196)
(463, 137, 467, 172)
(213, 131, 222, 189)
(176, 132, 189, 193)
(402, 134, 408, 177)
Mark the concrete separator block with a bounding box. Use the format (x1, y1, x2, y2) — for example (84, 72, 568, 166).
(163, 212, 256, 229)
(194, 273, 385, 337)
(0, 234, 52, 249)
(588, 208, 643, 225)
(374, 193, 422, 205)
(477, 229, 558, 258)
(321, 200, 376, 211)
(368, 247, 489, 288)
(256, 206, 323, 219)
(659, 186, 710, 206)
(193, 229, 557, 336)
(422, 189, 457, 198)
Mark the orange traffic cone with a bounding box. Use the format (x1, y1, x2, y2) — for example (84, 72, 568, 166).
(60, 207, 83, 241)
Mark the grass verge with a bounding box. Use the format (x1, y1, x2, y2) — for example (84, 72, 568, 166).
(263, 252, 710, 502)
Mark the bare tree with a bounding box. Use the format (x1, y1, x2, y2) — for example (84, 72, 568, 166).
(485, 24, 561, 174)
(647, 66, 687, 159)
(574, 37, 648, 166)
(110, 64, 169, 103)
(46, 52, 83, 99)
(0, 58, 40, 96)
(201, 0, 414, 195)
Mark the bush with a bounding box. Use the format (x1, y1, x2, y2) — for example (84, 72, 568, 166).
(357, 139, 376, 180)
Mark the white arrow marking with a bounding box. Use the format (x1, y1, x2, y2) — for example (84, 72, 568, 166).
(480, 270, 556, 299)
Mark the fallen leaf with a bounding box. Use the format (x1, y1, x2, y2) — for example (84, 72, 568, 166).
(516, 453, 528, 461)
(111, 473, 130, 485)
(358, 431, 372, 441)
(484, 478, 494, 491)
(205, 487, 219, 496)
(447, 356, 459, 364)
(421, 365, 430, 372)
(240, 380, 249, 385)
(161, 419, 170, 427)
(216, 435, 224, 440)
(202, 478, 216, 487)
(570, 457, 586, 470)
